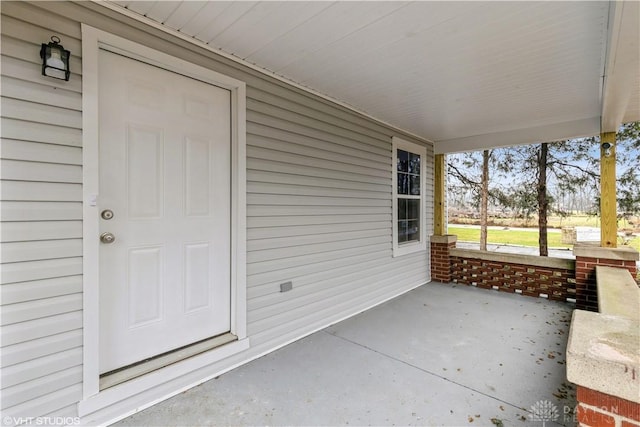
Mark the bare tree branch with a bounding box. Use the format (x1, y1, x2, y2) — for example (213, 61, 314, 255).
(447, 162, 481, 187)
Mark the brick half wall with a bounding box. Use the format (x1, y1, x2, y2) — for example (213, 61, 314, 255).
(449, 248, 576, 302)
(574, 244, 639, 312)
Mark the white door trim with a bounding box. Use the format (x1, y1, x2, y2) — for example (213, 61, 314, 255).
(80, 24, 247, 411)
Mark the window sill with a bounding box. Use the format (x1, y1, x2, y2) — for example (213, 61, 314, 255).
(393, 241, 427, 257)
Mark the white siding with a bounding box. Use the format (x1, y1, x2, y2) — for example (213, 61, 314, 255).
(0, 2, 84, 420)
(243, 86, 433, 352)
(0, 1, 433, 423)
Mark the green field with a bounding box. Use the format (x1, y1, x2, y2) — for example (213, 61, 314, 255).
(448, 226, 571, 248)
(447, 226, 640, 251)
(451, 214, 639, 229)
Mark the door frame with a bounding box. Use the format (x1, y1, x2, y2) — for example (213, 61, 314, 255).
(80, 25, 248, 414)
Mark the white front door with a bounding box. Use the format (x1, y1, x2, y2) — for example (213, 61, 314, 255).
(98, 50, 232, 374)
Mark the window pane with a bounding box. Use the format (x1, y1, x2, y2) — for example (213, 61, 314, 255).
(393, 142, 423, 251)
(397, 150, 408, 172)
(398, 198, 407, 220)
(409, 153, 420, 174)
(397, 173, 409, 195)
(407, 199, 420, 220)
(407, 220, 420, 242)
(398, 220, 408, 243)
(409, 175, 420, 195)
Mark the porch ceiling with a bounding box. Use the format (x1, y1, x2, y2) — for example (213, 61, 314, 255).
(106, 1, 639, 153)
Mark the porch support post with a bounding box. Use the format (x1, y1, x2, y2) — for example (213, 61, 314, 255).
(431, 154, 456, 283)
(434, 154, 446, 236)
(599, 132, 617, 248)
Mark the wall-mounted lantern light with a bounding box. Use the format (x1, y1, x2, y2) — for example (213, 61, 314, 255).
(40, 36, 70, 81)
(602, 142, 614, 158)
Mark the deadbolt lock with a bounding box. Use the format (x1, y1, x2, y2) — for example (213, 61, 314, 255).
(101, 209, 114, 220)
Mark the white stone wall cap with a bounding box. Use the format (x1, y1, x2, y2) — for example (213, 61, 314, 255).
(596, 266, 640, 320)
(430, 235, 457, 244)
(567, 310, 640, 403)
(449, 248, 575, 270)
(573, 244, 639, 261)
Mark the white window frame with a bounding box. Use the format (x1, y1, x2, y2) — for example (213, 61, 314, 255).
(79, 25, 248, 416)
(392, 137, 427, 257)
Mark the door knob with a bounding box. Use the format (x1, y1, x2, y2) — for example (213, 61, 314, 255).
(100, 232, 116, 244)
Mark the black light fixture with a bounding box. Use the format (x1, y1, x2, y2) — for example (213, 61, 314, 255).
(40, 36, 70, 81)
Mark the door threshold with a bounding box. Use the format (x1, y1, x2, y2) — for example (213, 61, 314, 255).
(100, 333, 237, 390)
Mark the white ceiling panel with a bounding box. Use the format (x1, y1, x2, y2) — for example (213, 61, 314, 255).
(125, 0, 155, 17)
(145, 1, 182, 23)
(274, 2, 414, 77)
(244, 2, 406, 72)
(162, 2, 207, 29)
(210, 2, 332, 59)
(180, 2, 239, 37)
(195, 2, 260, 42)
(107, 1, 639, 152)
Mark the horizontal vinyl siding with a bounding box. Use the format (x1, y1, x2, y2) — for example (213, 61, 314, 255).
(0, 1, 434, 423)
(244, 86, 432, 351)
(0, 2, 83, 420)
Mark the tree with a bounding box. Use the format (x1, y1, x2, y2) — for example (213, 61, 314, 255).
(537, 143, 549, 256)
(500, 139, 598, 256)
(448, 149, 511, 251)
(447, 121, 640, 254)
(561, 121, 640, 218)
(480, 150, 489, 250)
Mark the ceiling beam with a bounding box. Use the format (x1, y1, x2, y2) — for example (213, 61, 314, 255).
(434, 117, 600, 154)
(600, 1, 640, 133)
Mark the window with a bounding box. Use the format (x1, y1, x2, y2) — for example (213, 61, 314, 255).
(392, 137, 427, 256)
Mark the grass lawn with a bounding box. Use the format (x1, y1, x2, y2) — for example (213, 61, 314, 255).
(624, 235, 640, 252)
(452, 215, 639, 229)
(449, 226, 571, 249)
(448, 226, 640, 251)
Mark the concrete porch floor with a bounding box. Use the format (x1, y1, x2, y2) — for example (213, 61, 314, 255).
(115, 282, 577, 427)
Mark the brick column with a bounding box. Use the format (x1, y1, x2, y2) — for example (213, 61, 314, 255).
(576, 386, 640, 427)
(574, 244, 639, 312)
(430, 235, 456, 282)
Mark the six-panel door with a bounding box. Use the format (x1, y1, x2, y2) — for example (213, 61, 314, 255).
(98, 50, 232, 374)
